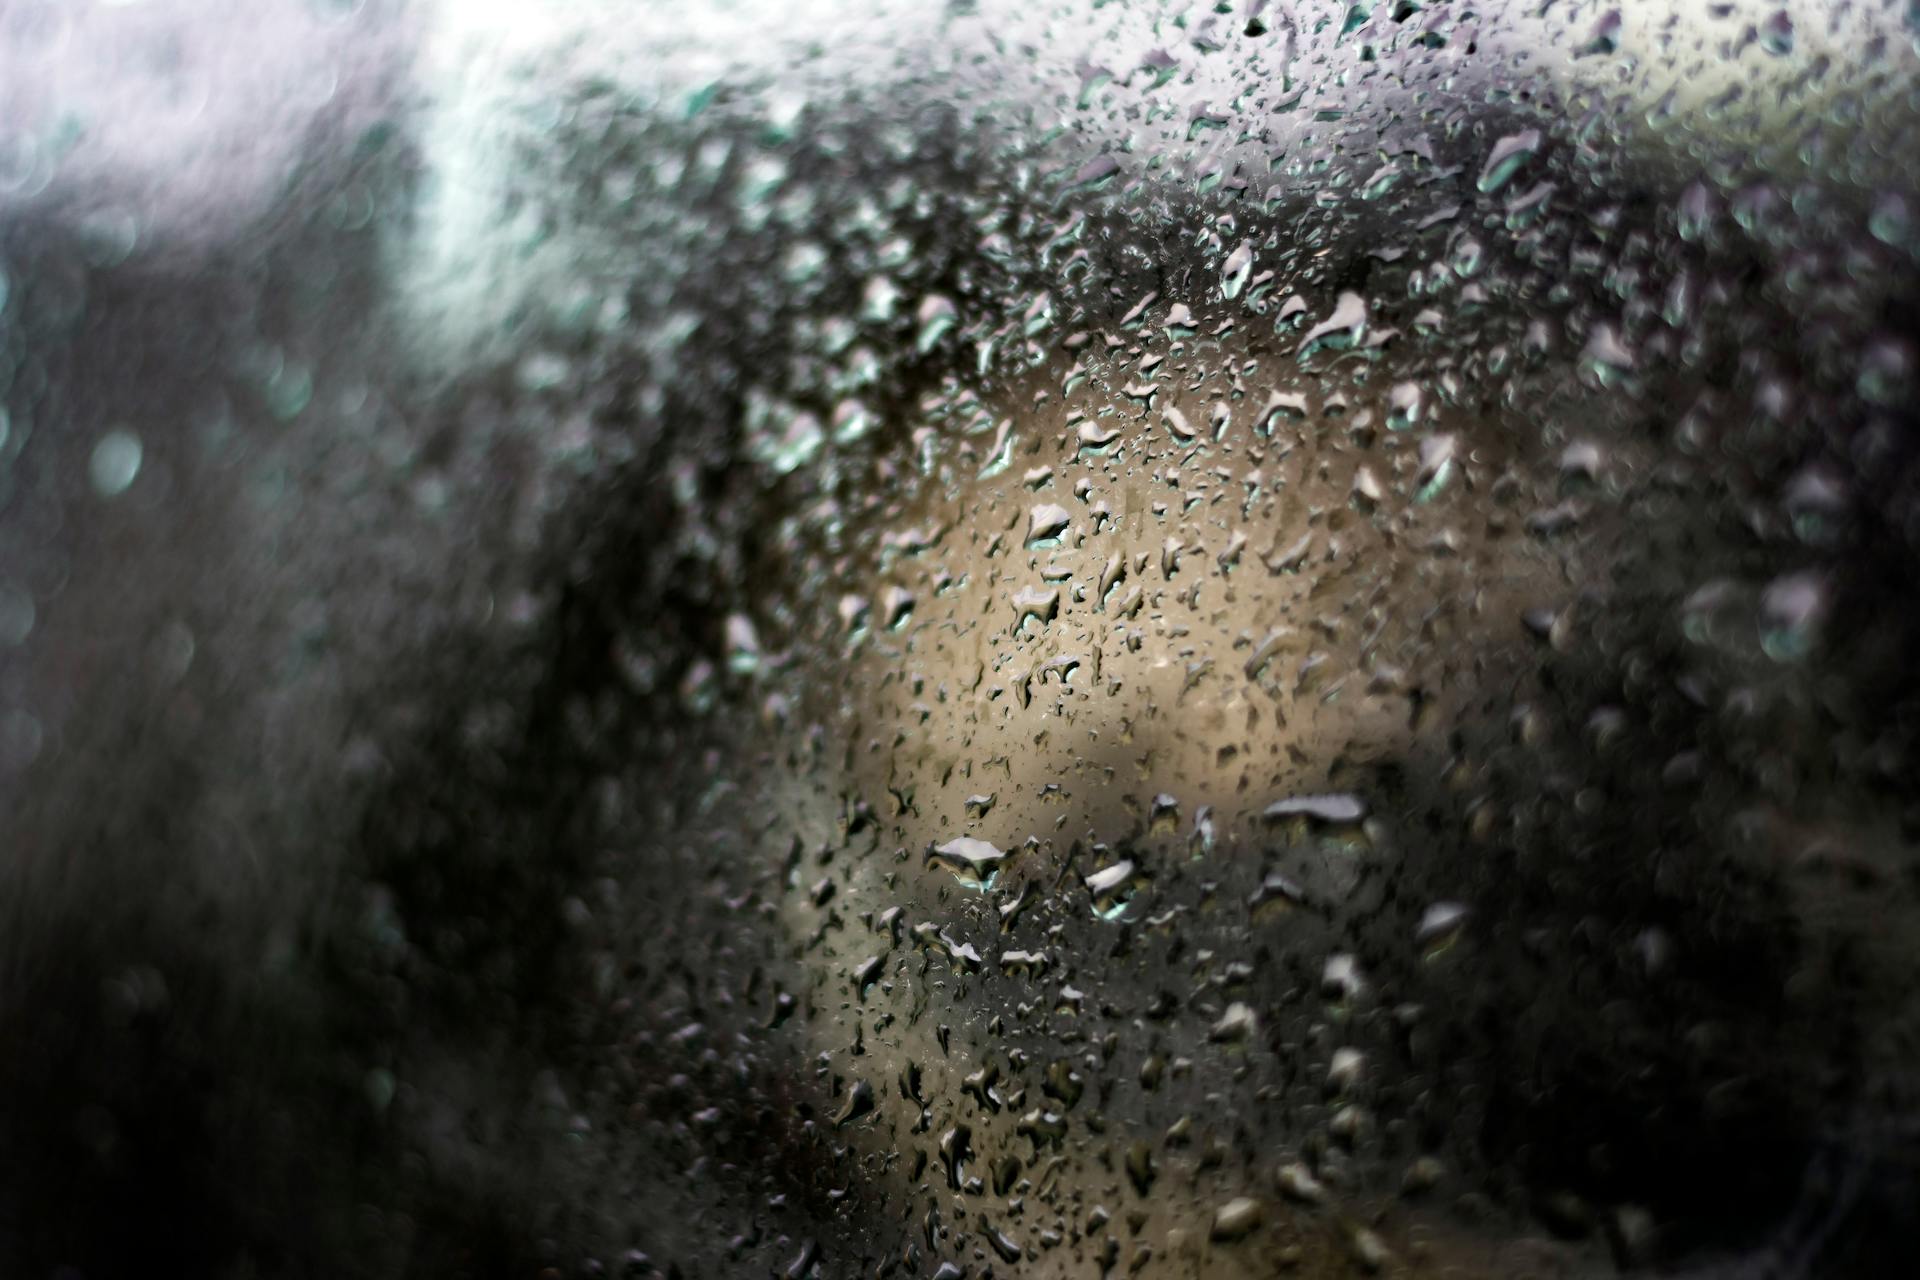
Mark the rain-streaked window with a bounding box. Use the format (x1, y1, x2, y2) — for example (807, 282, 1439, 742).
(3, 2, 1918, 1278)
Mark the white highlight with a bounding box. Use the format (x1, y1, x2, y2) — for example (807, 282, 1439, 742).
(396, 0, 935, 368)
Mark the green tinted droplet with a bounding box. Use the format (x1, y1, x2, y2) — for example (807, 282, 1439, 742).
(1759, 11, 1794, 56)
(365, 1067, 397, 1113)
(1067, 154, 1119, 191)
(1296, 291, 1367, 360)
(1760, 573, 1827, 661)
(1870, 194, 1912, 250)
(1022, 291, 1055, 337)
(89, 430, 142, 497)
(1086, 859, 1138, 919)
(1476, 129, 1540, 194)
(681, 81, 719, 121)
(79, 209, 139, 268)
(783, 242, 827, 286)
(1451, 234, 1484, 277)
(1387, 380, 1422, 429)
(1676, 181, 1717, 242)
(724, 614, 760, 675)
(916, 294, 957, 354)
(1360, 162, 1402, 200)
(266, 364, 314, 421)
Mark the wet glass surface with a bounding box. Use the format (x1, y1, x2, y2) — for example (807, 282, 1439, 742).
(3, 2, 1919, 1278)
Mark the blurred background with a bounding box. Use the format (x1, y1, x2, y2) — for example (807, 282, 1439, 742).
(3, 2, 1919, 1277)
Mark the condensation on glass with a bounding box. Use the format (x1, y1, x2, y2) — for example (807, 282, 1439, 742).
(2, 3, 1918, 1279)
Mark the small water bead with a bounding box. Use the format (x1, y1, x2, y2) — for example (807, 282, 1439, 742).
(927, 836, 1009, 891)
(89, 430, 143, 497)
(1477, 128, 1541, 195)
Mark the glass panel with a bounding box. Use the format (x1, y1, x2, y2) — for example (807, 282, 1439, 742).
(3, 2, 1916, 1277)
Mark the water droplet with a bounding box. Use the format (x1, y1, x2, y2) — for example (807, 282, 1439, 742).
(1210, 1197, 1263, 1241)
(1027, 502, 1071, 546)
(1010, 585, 1061, 632)
(1262, 793, 1367, 824)
(1759, 10, 1794, 56)
(1221, 242, 1254, 299)
(1125, 1140, 1156, 1196)
(916, 294, 958, 354)
(1320, 1044, 1365, 1095)
(881, 585, 915, 630)
(89, 430, 143, 497)
(1276, 1162, 1326, 1204)
(927, 836, 1009, 891)
(1477, 128, 1541, 194)
(1297, 292, 1367, 360)
(1760, 572, 1828, 661)
(1210, 1002, 1256, 1041)
(1870, 193, 1912, 249)
(1576, 9, 1623, 58)
(832, 1079, 874, 1127)
(1086, 859, 1138, 919)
